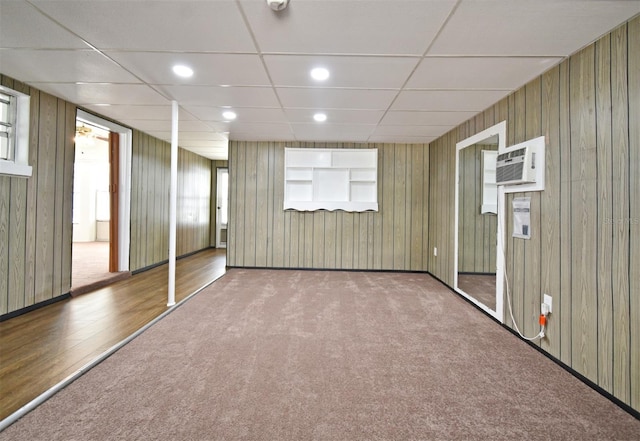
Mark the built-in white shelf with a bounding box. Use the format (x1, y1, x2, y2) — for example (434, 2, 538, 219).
(284, 148, 378, 212)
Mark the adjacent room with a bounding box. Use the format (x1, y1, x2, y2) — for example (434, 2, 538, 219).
(0, 0, 639, 438)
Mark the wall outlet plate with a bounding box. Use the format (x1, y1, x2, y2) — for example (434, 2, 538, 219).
(543, 294, 552, 314)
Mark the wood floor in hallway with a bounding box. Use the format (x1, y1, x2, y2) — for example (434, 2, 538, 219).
(0, 248, 227, 422)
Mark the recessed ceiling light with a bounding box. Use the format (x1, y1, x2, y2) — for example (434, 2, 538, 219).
(223, 111, 237, 120)
(172, 65, 194, 78)
(310, 67, 330, 81)
(313, 113, 327, 122)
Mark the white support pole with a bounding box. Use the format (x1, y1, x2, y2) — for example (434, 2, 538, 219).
(168, 100, 178, 307)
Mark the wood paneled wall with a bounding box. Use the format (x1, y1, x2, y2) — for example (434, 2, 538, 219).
(0, 76, 216, 314)
(428, 17, 640, 412)
(458, 143, 497, 274)
(0, 75, 75, 316)
(129, 132, 213, 272)
(227, 141, 429, 271)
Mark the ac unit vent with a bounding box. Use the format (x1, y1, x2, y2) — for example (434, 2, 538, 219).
(496, 146, 536, 185)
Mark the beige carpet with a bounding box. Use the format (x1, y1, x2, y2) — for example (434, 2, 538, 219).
(457, 273, 496, 310)
(1, 269, 638, 440)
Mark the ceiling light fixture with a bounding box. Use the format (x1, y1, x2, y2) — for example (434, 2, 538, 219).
(223, 111, 237, 120)
(172, 65, 194, 78)
(313, 113, 327, 122)
(310, 67, 330, 81)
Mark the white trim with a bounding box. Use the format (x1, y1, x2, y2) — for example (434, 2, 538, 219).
(0, 85, 32, 177)
(76, 109, 132, 272)
(167, 101, 178, 307)
(454, 121, 506, 323)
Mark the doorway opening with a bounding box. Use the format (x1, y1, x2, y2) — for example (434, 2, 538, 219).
(71, 111, 132, 295)
(216, 168, 228, 248)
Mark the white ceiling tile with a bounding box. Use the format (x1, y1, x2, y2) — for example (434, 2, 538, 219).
(231, 131, 296, 142)
(284, 108, 385, 125)
(429, 0, 640, 56)
(241, 0, 457, 55)
(142, 133, 229, 160)
(264, 55, 419, 88)
(29, 83, 169, 106)
(106, 52, 271, 86)
(228, 123, 293, 140)
(178, 134, 229, 143)
(30, 0, 256, 52)
(83, 105, 196, 122)
(180, 146, 228, 161)
(392, 90, 510, 112)
(184, 106, 288, 123)
(0, 49, 140, 83)
(368, 136, 436, 144)
(407, 57, 562, 90)
(118, 119, 216, 133)
(3, 0, 638, 147)
(380, 111, 477, 126)
(291, 123, 376, 142)
(160, 86, 281, 107)
(0, 1, 90, 49)
(277, 88, 398, 110)
(371, 125, 453, 137)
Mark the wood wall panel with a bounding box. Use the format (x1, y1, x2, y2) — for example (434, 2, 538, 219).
(426, 17, 640, 412)
(34, 93, 57, 304)
(0, 76, 75, 316)
(523, 78, 542, 340)
(0, 74, 215, 316)
(61, 102, 75, 295)
(570, 45, 598, 383)
(228, 141, 430, 272)
(595, 33, 614, 393)
(128, 131, 212, 272)
(7, 178, 23, 309)
(628, 15, 640, 412)
(0, 174, 8, 314)
(610, 23, 630, 405)
(558, 58, 573, 366)
(540, 65, 561, 358)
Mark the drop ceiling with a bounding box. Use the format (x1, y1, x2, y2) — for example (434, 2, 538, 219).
(1, 0, 638, 160)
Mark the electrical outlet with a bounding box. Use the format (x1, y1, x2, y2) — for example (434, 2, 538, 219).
(543, 294, 552, 314)
(433, 247, 438, 257)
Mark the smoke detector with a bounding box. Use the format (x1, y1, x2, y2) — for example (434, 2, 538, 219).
(267, 0, 290, 11)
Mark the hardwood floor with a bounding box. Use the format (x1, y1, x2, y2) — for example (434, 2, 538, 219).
(0, 248, 227, 422)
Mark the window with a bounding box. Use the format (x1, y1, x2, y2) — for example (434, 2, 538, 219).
(0, 85, 31, 177)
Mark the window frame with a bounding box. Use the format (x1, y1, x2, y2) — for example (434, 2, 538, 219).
(0, 85, 31, 178)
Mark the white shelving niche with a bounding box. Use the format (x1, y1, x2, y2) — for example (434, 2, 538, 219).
(284, 148, 378, 212)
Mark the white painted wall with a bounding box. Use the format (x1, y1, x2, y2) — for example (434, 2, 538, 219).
(72, 136, 109, 242)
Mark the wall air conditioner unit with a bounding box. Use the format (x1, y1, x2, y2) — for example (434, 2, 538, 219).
(495, 146, 537, 185)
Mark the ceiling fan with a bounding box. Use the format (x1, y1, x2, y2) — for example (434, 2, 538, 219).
(76, 124, 93, 136)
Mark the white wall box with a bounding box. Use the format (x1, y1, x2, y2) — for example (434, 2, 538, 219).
(284, 148, 378, 212)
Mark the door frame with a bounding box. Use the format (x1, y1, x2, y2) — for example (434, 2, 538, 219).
(108, 132, 119, 272)
(77, 109, 132, 272)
